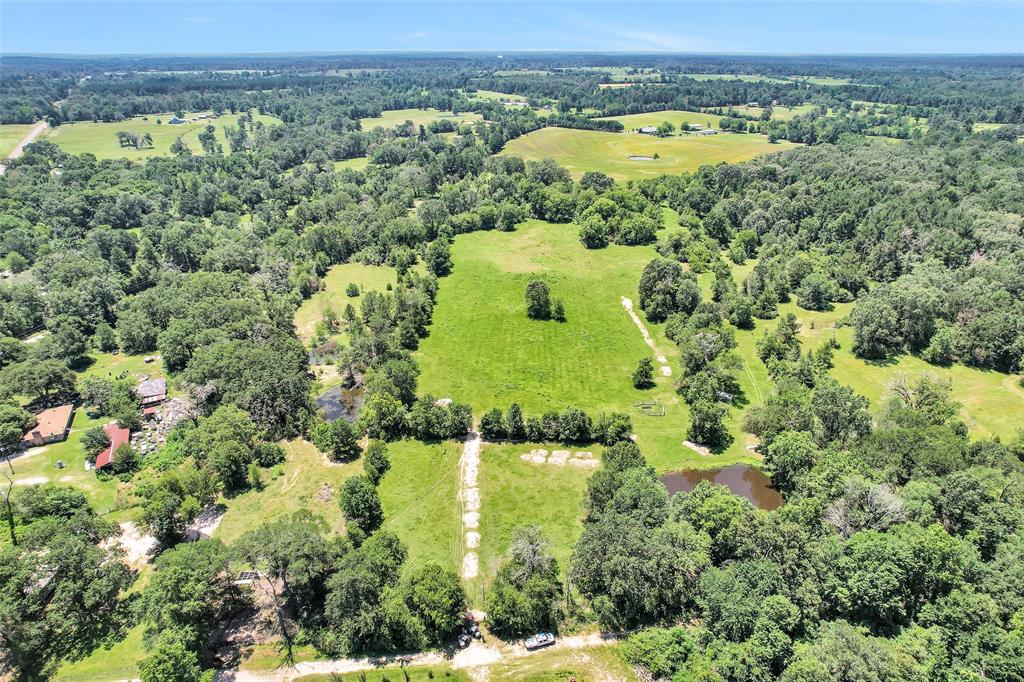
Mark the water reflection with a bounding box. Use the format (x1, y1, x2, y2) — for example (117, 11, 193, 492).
(660, 464, 784, 510)
(315, 385, 364, 423)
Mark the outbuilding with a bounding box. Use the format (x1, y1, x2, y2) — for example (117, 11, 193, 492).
(137, 378, 167, 406)
(639, 126, 658, 134)
(95, 422, 130, 470)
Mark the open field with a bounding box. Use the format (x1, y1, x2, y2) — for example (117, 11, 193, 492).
(467, 89, 528, 102)
(333, 156, 370, 171)
(499, 126, 797, 181)
(416, 218, 758, 473)
(294, 262, 400, 344)
(715, 103, 817, 121)
(683, 73, 790, 84)
(789, 75, 854, 85)
(359, 108, 482, 131)
(41, 110, 281, 160)
(598, 109, 725, 131)
(474, 442, 594, 597)
(0, 123, 36, 157)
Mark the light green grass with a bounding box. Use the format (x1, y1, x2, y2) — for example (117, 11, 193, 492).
(499, 127, 797, 181)
(415, 219, 756, 473)
(378, 439, 463, 573)
(333, 157, 370, 171)
(53, 624, 146, 682)
(789, 75, 854, 86)
(683, 73, 790, 84)
(598, 110, 726, 132)
(716, 103, 817, 121)
(474, 442, 593, 601)
(42, 110, 281, 160)
(0, 123, 35, 157)
(214, 439, 361, 543)
(359, 108, 482, 131)
(295, 262, 400, 344)
(469, 89, 528, 102)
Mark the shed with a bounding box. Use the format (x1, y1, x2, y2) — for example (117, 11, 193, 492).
(695, 129, 718, 135)
(137, 378, 167, 406)
(639, 126, 658, 134)
(22, 404, 75, 447)
(95, 422, 131, 470)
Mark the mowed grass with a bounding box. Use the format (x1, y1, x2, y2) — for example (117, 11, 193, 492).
(0, 123, 36, 157)
(53, 624, 146, 682)
(333, 156, 370, 171)
(683, 73, 790, 84)
(215, 438, 463, 574)
(359, 108, 482, 131)
(715, 103, 817, 121)
(294, 262, 400, 344)
(473, 443, 593, 600)
(41, 110, 281, 160)
(599, 109, 725, 132)
(499, 127, 797, 181)
(415, 218, 756, 474)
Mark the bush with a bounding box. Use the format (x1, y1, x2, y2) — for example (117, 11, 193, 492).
(363, 441, 390, 484)
(253, 442, 286, 467)
(339, 475, 383, 533)
(309, 417, 360, 461)
(346, 283, 360, 297)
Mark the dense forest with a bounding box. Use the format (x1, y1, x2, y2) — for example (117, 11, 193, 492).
(0, 53, 1023, 682)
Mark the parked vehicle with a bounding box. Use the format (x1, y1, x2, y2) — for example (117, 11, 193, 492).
(525, 633, 555, 650)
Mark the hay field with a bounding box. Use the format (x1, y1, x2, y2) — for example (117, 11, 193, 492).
(0, 123, 36, 157)
(598, 110, 726, 131)
(359, 108, 482, 131)
(499, 126, 797, 181)
(41, 110, 281, 160)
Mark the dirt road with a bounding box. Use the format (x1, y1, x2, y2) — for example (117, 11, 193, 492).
(1, 121, 48, 174)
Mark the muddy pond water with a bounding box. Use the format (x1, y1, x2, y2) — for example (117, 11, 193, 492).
(315, 385, 364, 423)
(660, 464, 784, 510)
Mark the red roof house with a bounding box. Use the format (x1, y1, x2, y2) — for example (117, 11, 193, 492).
(95, 422, 130, 470)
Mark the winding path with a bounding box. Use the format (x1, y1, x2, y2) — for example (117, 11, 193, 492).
(0, 121, 48, 174)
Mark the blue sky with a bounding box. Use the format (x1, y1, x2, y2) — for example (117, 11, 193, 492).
(2, 1, 1022, 55)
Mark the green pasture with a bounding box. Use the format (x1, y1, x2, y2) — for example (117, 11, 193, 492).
(333, 156, 370, 171)
(683, 73, 790, 84)
(294, 261, 400, 344)
(41, 110, 281, 160)
(598, 109, 725, 132)
(359, 108, 482, 131)
(0, 123, 35, 157)
(474, 442, 594, 600)
(468, 89, 528, 102)
(716, 103, 817, 121)
(499, 126, 797, 181)
(789, 75, 854, 86)
(415, 218, 757, 473)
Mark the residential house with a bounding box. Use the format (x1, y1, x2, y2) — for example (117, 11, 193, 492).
(21, 404, 74, 447)
(95, 422, 130, 470)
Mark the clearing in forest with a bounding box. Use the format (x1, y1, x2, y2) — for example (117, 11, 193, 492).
(294, 262, 400, 344)
(0, 122, 40, 157)
(499, 127, 797, 181)
(358, 108, 482, 131)
(41, 110, 281, 160)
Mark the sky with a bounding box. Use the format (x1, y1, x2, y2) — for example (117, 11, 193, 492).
(2, 1, 1022, 55)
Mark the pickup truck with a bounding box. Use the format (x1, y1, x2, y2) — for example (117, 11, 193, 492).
(524, 633, 555, 651)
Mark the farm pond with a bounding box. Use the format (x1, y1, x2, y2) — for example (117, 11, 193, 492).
(660, 464, 783, 510)
(315, 385, 364, 422)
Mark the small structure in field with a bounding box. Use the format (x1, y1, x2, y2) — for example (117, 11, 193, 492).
(95, 422, 130, 470)
(695, 128, 718, 135)
(168, 116, 188, 125)
(22, 404, 74, 447)
(638, 126, 658, 134)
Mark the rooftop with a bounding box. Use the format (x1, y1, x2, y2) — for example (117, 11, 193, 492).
(95, 422, 130, 470)
(22, 404, 74, 442)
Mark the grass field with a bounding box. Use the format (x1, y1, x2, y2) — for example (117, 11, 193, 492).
(0, 123, 36, 157)
(715, 103, 817, 121)
(683, 73, 790, 84)
(294, 262, 401, 344)
(415, 218, 757, 473)
(333, 156, 370, 171)
(598, 110, 725, 132)
(54, 624, 146, 682)
(41, 110, 281, 160)
(468, 89, 528, 102)
(359, 108, 482, 131)
(789, 75, 854, 86)
(499, 126, 797, 181)
(474, 442, 594, 599)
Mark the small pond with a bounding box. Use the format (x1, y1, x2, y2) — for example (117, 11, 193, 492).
(315, 385, 364, 423)
(660, 464, 783, 510)
(628, 155, 655, 161)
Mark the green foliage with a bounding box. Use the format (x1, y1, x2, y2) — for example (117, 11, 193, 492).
(632, 357, 655, 389)
(525, 279, 552, 320)
(363, 441, 391, 485)
(339, 475, 384, 534)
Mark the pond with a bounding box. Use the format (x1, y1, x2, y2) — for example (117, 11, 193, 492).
(660, 464, 783, 510)
(315, 385, 364, 423)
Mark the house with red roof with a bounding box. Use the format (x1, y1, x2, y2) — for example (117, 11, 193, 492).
(95, 422, 131, 470)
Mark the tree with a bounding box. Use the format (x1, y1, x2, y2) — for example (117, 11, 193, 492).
(0, 336, 26, 370)
(486, 526, 562, 636)
(506, 403, 525, 441)
(357, 392, 407, 440)
(656, 120, 676, 137)
(309, 417, 360, 461)
(400, 563, 468, 645)
(363, 440, 390, 484)
(763, 430, 819, 493)
(632, 357, 655, 388)
(480, 407, 506, 440)
(425, 240, 452, 276)
(552, 299, 565, 322)
(525, 279, 552, 320)
(346, 283, 360, 297)
(638, 259, 700, 322)
(0, 360, 76, 402)
(139, 629, 204, 682)
(688, 399, 728, 446)
(339, 475, 384, 534)
(81, 425, 110, 457)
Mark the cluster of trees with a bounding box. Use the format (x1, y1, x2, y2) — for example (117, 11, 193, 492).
(479, 402, 633, 445)
(524, 279, 564, 321)
(576, 185, 662, 248)
(115, 130, 154, 149)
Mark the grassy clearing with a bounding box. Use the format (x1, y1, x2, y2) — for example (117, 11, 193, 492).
(499, 126, 797, 181)
(415, 218, 755, 475)
(468, 89, 527, 102)
(41, 110, 281, 160)
(683, 73, 790, 84)
(789, 75, 854, 86)
(359, 108, 482, 131)
(294, 262, 400, 344)
(599, 109, 725, 132)
(333, 157, 370, 171)
(0, 123, 36, 157)
(493, 643, 636, 681)
(378, 440, 464, 573)
(53, 624, 146, 682)
(474, 443, 593, 599)
(714, 103, 817, 121)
